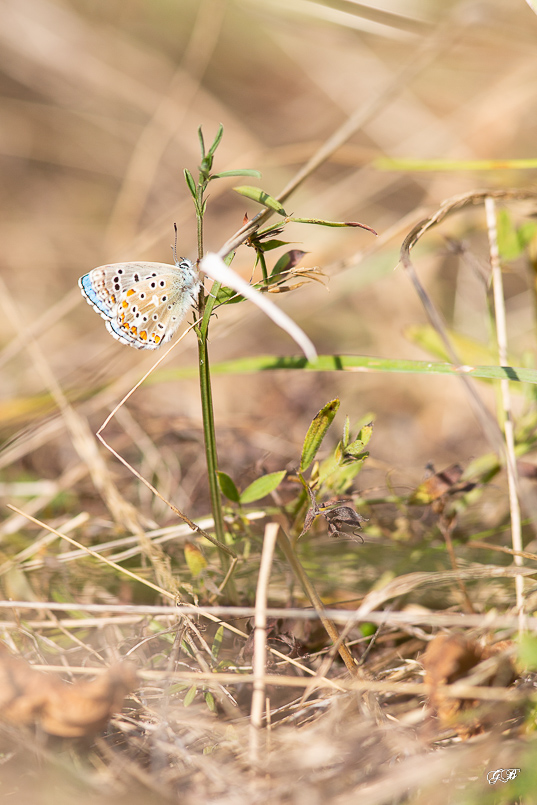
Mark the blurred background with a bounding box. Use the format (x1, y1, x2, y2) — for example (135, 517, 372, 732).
(1, 0, 537, 521)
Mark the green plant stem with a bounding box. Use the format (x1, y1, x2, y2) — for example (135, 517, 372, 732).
(194, 179, 232, 579)
(197, 334, 229, 569)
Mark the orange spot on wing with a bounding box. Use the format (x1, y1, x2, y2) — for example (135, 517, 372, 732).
(122, 300, 128, 308)
(126, 289, 135, 297)
(139, 331, 147, 341)
(154, 334, 161, 344)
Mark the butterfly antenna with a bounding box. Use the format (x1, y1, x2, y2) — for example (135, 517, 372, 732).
(172, 222, 178, 264)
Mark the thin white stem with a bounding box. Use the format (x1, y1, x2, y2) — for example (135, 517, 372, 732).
(485, 196, 524, 633)
(249, 522, 279, 767)
(201, 253, 317, 361)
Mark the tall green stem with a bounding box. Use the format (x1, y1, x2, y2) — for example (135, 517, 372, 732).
(195, 180, 230, 574)
(197, 329, 229, 571)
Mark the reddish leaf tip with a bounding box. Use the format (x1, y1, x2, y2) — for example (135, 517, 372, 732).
(345, 222, 378, 235)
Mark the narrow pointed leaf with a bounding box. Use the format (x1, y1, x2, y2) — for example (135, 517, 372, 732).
(211, 625, 224, 661)
(198, 126, 205, 158)
(217, 471, 241, 503)
(300, 399, 340, 473)
(212, 169, 261, 179)
(342, 416, 350, 448)
(258, 239, 291, 253)
(239, 471, 286, 504)
(207, 123, 224, 157)
(233, 186, 287, 215)
(214, 286, 246, 305)
(271, 250, 307, 279)
(184, 684, 197, 707)
(184, 169, 197, 200)
(358, 422, 374, 448)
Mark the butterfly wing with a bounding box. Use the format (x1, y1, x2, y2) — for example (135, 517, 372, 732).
(79, 261, 199, 349)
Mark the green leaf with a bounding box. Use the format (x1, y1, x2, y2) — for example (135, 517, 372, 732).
(239, 471, 286, 504)
(217, 471, 240, 503)
(167, 682, 189, 694)
(258, 239, 290, 253)
(203, 691, 216, 712)
(211, 169, 261, 179)
(343, 442, 368, 459)
(497, 209, 522, 261)
(200, 155, 212, 175)
(184, 168, 197, 201)
(317, 452, 367, 493)
(207, 123, 224, 157)
(518, 220, 537, 250)
(342, 416, 350, 448)
(214, 286, 245, 305)
(211, 625, 224, 661)
(184, 542, 208, 577)
(300, 399, 340, 473)
(518, 634, 537, 670)
(184, 684, 197, 707)
(198, 126, 205, 158)
(497, 211, 537, 262)
(233, 186, 287, 216)
(271, 250, 307, 279)
(344, 423, 374, 458)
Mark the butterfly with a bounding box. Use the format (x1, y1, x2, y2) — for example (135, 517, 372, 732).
(79, 237, 199, 350)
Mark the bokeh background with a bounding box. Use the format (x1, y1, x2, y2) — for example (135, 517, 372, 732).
(2, 0, 537, 520)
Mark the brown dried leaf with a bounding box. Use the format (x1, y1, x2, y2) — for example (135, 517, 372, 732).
(0, 647, 137, 737)
(422, 634, 517, 739)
